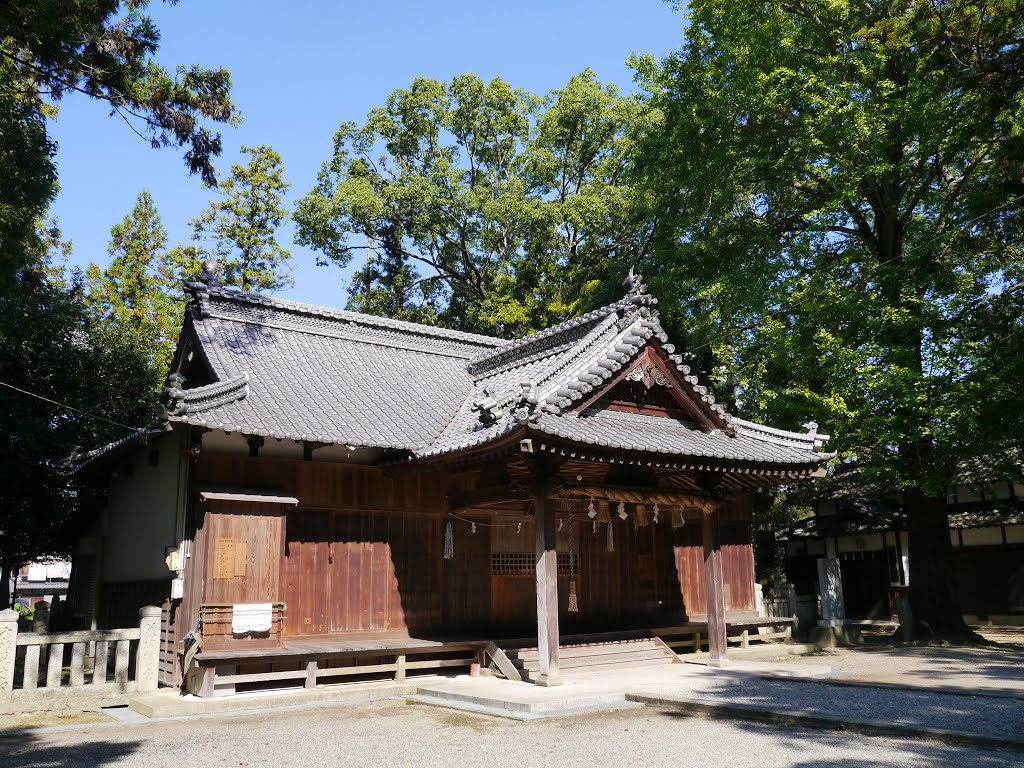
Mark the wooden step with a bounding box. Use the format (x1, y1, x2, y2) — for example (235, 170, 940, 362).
(516, 649, 673, 672)
(510, 640, 661, 662)
(518, 657, 674, 681)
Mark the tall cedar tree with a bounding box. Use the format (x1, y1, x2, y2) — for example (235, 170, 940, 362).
(173, 144, 293, 292)
(85, 190, 182, 374)
(0, 1, 237, 278)
(294, 71, 654, 336)
(0, 250, 158, 607)
(634, 0, 1024, 637)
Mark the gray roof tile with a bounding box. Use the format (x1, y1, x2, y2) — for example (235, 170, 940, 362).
(149, 278, 829, 466)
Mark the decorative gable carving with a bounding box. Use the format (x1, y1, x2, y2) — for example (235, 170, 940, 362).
(576, 345, 732, 433)
(624, 361, 674, 390)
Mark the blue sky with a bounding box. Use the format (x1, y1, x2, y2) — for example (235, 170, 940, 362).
(49, 1, 685, 308)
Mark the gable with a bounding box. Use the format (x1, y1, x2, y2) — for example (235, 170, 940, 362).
(574, 345, 731, 433)
(169, 318, 217, 390)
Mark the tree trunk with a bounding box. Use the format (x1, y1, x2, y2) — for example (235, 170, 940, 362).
(904, 486, 975, 639)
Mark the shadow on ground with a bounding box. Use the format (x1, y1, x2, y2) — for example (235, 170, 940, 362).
(653, 710, 1021, 767)
(0, 729, 142, 768)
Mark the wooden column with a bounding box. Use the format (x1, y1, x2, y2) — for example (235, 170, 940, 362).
(702, 501, 728, 665)
(533, 464, 561, 686)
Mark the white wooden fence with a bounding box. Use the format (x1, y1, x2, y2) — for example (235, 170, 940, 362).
(0, 606, 160, 713)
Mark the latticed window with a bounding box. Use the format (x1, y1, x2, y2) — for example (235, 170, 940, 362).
(491, 552, 571, 576)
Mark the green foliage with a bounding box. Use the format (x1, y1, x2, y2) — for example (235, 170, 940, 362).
(0, 244, 159, 572)
(0, 55, 56, 282)
(295, 71, 653, 336)
(85, 190, 183, 374)
(634, 0, 1024, 492)
(177, 145, 293, 292)
(0, 1, 238, 278)
(635, 0, 1024, 633)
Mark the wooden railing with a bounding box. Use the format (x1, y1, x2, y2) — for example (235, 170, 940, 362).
(0, 606, 160, 712)
(187, 640, 521, 698)
(654, 619, 794, 654)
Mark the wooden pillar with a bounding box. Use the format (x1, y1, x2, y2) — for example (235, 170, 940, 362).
(702, 502, 728, 665)
(533, 465, 561, 686)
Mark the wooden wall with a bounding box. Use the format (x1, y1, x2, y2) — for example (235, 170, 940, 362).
(672, 496, 756, 617)
(284, 509, 443, 635)
(186, 455, 758, 642)
(197, 500, 287, 649)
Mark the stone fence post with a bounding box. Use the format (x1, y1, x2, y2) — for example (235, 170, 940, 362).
(0, 609, 17, 702)
(32, 601, 50, 633)
(136, 606, 161, 692)
(781, 582, 798, 619)
(817, 558, 846, 626)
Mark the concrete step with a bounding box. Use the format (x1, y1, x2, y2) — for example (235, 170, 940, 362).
(404, 693, 545, 721)
(412, 683, 628, 715)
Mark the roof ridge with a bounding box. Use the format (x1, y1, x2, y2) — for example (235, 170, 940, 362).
(730, 416, 830, 452)
(467, 292, 657, 374)
(193, 285, 501, 349)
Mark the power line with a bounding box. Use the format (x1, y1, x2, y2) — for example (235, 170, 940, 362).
(0, 380, 143, 434)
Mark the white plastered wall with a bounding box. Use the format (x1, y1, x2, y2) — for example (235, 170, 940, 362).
(99, 428, 188, 583)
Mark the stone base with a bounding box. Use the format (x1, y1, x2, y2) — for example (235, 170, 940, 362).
(811, 624, 862, 649)
(533, 673, 564, 687)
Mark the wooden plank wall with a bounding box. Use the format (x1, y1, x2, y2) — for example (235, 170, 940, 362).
(672, 496, 756, 617)
(158, 599, 178, 687)
(200, 501, 287, 648)
(97, 579, 172, 629)
(443, 516, 491, 631)
(199, 456, 452, 514)
(284, 509, 443, 635)
(188, 455, 758, 638)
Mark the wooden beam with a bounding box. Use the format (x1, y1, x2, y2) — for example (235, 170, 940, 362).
(702, 502, 728, 665)
(447, 484, 529, 511)
(561, 485, 715, 510)
(484, 641, 522, 682)
(533, 460, 561, 686)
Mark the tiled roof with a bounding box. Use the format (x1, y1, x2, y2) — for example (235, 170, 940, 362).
(531, 410, 823, 464)
(62, 427, 168, 474)
(779, 501, 1024, 539)
(167, 286, 499, 449)
(77, 271, 829, 470)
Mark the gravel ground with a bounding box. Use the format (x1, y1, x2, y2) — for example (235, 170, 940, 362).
(669, 672, 1024, 742)
(1, 700, 1021, 768)
(767, 643, 1024, 696)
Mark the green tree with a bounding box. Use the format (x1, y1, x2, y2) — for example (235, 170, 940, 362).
(85, 190, 182, 373)
(0, 1, 238, 278)
(178, 144, 292, 292)
(634, 0, 1024, 637)
(294, 70, 653, 336)
(0, 244, 158, 607)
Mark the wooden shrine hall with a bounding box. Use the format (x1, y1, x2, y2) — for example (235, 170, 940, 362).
(69, 270, 830, 693)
